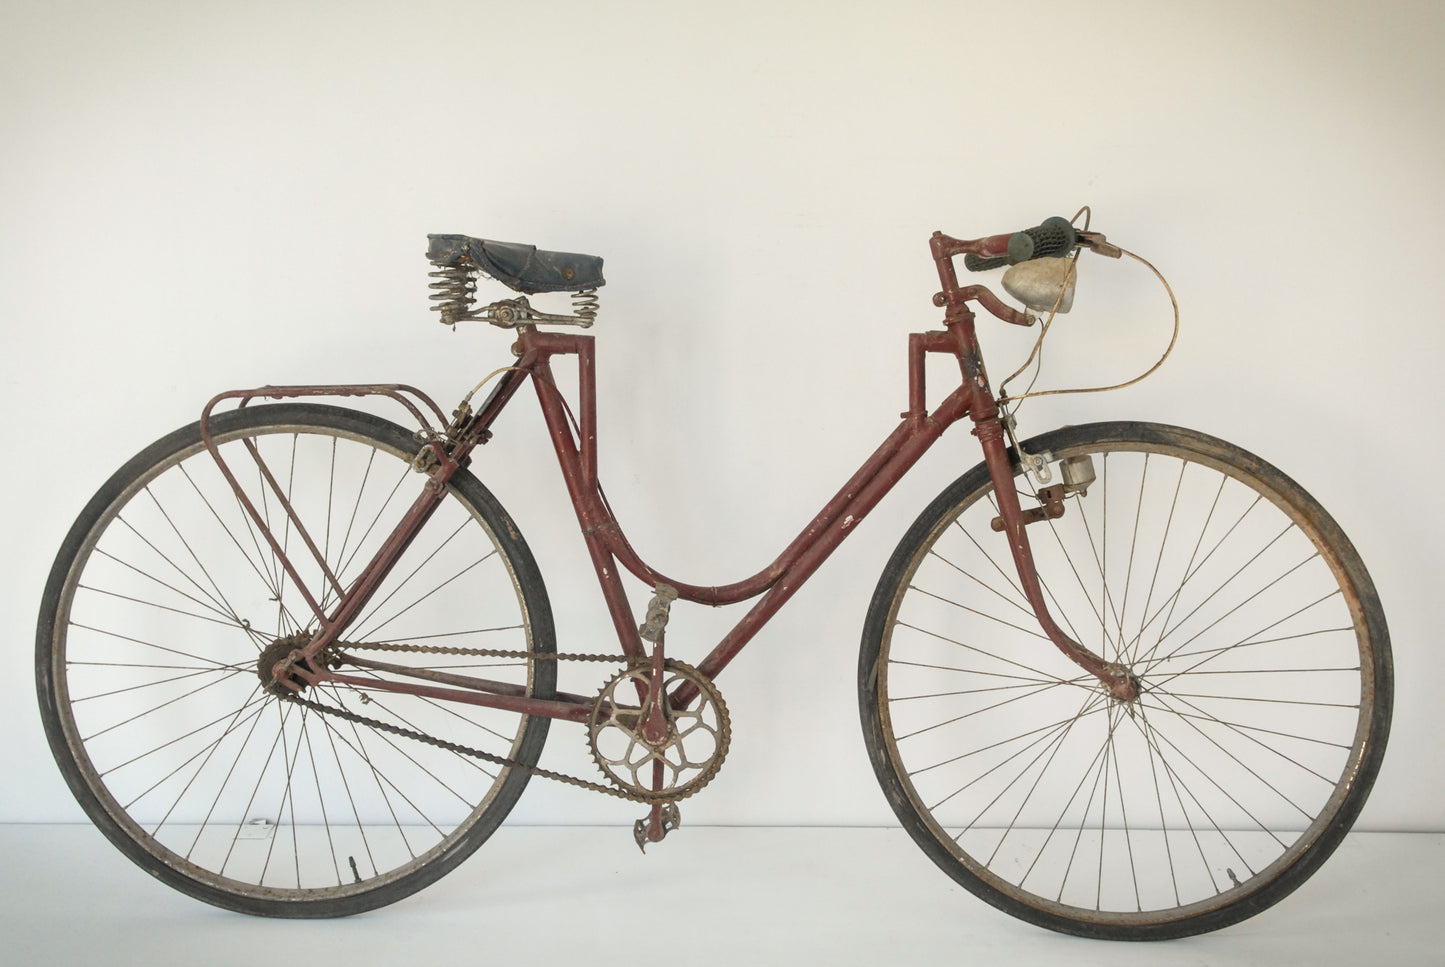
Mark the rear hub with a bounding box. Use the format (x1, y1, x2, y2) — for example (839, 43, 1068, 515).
(257, 633, 329, 697)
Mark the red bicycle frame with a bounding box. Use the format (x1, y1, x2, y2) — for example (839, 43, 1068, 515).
(203, 229, 1135, 727)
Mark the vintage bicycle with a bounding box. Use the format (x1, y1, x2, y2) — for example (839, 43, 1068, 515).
(35, 214, 1392, 940)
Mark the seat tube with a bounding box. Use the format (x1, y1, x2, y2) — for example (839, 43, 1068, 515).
(523, 331, 647, 659)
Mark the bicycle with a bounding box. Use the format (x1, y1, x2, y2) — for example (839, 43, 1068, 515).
(35, 215, 1392, 940)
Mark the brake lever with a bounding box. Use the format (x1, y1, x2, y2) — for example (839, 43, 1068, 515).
(1076, 230, 1122, 259)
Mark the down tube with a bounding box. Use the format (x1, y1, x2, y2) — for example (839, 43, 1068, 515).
(695, 384, 974, 683)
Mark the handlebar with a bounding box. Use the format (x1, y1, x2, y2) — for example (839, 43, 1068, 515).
(930, 217, 1123, 327)
(962, 216, 1078, 272)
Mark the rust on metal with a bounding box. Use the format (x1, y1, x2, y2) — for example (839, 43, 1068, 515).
(990, 484, 1067, 531)
(229, 223, 1143, 740)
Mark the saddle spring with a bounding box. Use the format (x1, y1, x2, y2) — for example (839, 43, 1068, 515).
(428, 256, 481, 327)
(427, 254, 600, 328)
(571, 288, 600, 325)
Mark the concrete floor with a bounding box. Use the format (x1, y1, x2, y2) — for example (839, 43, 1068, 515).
(4, 825, 1437, 966)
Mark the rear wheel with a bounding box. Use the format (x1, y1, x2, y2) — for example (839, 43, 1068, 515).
(859, 422, 1391, 939)
(37, 404, 555, 917)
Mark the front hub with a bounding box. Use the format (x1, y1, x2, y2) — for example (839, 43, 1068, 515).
(1104, 664, 1142, 704)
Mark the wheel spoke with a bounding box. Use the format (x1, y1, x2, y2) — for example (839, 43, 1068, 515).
(41, 406, 554, 913)
(865, 424, 1389, 937)
(178, 462, 308, 634)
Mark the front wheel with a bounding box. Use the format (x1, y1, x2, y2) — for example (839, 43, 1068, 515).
(859, 422, 1391, 940)
(37, 404, 556, 917)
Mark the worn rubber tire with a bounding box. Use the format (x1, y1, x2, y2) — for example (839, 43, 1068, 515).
(859, 422, 1391, 939)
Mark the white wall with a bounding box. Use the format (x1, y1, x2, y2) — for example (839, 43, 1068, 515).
(3, 0, 1441, 830)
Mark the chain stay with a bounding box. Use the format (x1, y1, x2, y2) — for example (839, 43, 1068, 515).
(289, 639, 721, 804)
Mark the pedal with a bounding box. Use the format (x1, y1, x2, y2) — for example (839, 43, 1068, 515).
(632, 802, 681, 853)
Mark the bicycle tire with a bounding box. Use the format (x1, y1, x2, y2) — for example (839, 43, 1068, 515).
(859, 421, 1391, 940)
(37, 403, 556, 917)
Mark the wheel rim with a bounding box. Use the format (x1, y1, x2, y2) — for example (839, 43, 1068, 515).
(875, 431, 1384, 930)
(44, 409, 550, 908)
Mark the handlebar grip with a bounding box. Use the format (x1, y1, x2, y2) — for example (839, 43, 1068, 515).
(963, 216, 1077, 272)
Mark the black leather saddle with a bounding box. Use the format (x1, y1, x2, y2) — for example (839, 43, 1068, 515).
(427, 234, 605, 294)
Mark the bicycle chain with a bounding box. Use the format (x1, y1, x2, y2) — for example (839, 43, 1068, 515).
(284, 640, 727, 805)
(343, 639, 632, 664)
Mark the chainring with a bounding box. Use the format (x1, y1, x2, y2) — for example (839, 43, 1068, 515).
(588, 659, 730, 802)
